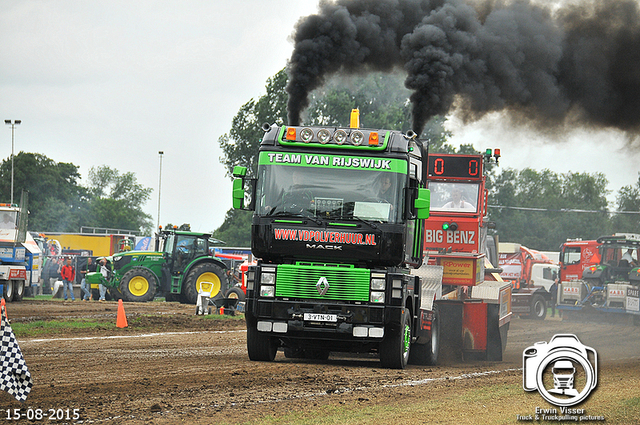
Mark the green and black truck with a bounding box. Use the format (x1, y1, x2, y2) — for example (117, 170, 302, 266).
(232, 111, 438, 369)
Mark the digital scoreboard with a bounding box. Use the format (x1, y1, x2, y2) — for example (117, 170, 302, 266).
(427, 154, 483, 179)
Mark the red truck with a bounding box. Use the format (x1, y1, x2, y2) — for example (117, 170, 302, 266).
(559, 238, 600, 283)
(423, 151, 512, 361)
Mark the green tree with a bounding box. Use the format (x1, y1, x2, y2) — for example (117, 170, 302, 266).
(611, 173, 640, 232)
(212, 209, 252, 247)
(85, 165, 153, 233)
(218, 69, 289, 179)
(488, 168, 610, 250)
(0, 152, 88, 231)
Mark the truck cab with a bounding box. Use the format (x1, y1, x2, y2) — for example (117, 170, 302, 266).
(559, 239, 600, 283)
(422, 151, 512, 359)
(0, 203, 41, 302)
(233, 115, 433, 369)
(558, 233, 640, 319)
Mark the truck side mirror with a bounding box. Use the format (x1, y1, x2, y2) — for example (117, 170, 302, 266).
(414, 188, 430, 219)
(232, 178, 245, 209)
(232, 166, 255, 211)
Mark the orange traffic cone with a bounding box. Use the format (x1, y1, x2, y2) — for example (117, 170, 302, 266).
(116, 299, 128, 328)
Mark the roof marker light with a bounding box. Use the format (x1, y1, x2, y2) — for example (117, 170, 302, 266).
(369, 132, 379, 145)
(286, 127, 296, 140)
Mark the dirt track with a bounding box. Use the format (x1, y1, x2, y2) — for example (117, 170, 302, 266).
(1, 300, 639, 424)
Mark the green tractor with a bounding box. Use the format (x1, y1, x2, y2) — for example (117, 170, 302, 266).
(87, 229, 228, 304)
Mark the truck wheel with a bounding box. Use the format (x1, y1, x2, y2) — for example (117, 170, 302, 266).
(409, 307, 440, 365)
(13, 280, 24, 301)
(183, 263, 227, 305)
(379, 308, 411, 369)
(247, 322, 277, 361)
(120, 268, 157, 302)
(531, 295, 547, 320)
(3, 281, 14, 302)
(224, 287, 245, 301)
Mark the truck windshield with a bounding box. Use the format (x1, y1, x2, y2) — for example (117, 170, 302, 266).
(0, 211, 17, 229)
(256, 164, 405, 224)
(428, 182, 480, 213)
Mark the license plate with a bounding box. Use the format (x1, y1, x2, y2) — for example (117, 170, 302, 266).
(303, 313, 337, 322)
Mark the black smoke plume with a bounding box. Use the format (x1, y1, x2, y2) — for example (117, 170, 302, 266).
(286, 0, 640, 139)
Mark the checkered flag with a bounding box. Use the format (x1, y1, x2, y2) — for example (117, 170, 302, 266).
(0, 301, 33, 402)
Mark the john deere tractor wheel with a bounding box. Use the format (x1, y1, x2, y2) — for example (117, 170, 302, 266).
(120, 268, 157, 302)
(108, 286, 124, 301)
(183, 263, 227, 305)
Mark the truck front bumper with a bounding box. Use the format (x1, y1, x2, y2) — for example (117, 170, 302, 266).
(247, 298, 403, 345)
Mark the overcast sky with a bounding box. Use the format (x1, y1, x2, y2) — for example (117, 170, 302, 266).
(1, 1, 638, 235)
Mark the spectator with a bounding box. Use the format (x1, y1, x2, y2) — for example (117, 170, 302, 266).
(80, 257, 97, 301)
(621, 249, 636, 267)
(549, 276, 558, 318)
(60, 258, 76, 301)
(98, 258, 109, 301)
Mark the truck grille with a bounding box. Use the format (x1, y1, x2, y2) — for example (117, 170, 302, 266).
(275, 263, 370, 301)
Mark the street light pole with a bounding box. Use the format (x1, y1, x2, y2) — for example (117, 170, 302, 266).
(157, 151, 164, 230)
(4, 119, 21, 205)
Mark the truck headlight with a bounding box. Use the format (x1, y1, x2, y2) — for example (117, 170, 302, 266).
(260, 285, 275, 297)
(370, 291, 385, 303)
(370, 278, 385, 291)
(261, 272, 275, 285)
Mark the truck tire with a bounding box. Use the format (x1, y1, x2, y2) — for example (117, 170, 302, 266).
(247, 322, 277, 361)
(183, 263, 227, 305)
(13, 280, 24, 301)
(409, 306, 440, 365)
(120, 268, 157, 302)
(2, 281, 14, 302)
(531, 295, 547, 320)
(224, 287, 245, 301)
(379, 308, 411, 369)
